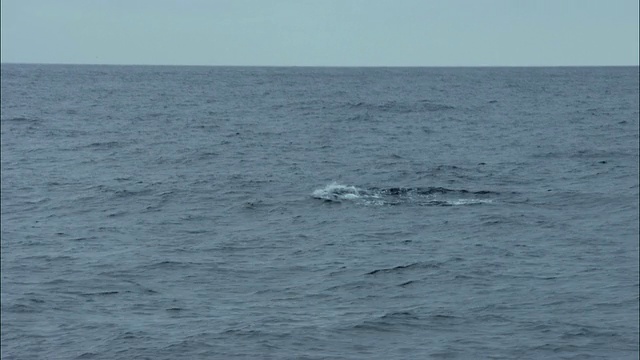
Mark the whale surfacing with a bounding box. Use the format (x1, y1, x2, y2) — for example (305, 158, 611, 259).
(312, 183, 495, 206)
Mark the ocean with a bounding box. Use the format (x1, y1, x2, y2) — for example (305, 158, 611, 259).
(1, 64, 638, 359)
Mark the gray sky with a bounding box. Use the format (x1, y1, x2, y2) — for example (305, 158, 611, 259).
(1, 0, 638, 66)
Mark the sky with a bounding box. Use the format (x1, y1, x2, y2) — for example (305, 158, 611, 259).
(1, 0, 638, 66)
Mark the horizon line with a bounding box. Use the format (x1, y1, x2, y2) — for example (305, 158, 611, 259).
(1, 62, 639, 68)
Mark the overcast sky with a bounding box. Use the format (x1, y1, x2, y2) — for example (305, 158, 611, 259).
(1, 0, 638, 66)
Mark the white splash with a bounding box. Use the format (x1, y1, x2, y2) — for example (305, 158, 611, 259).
(448, 198, 494, 206)
(312, 182, 366, 202)
(312, 183, 495, 206)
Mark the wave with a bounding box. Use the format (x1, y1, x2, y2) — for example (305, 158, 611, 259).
(312, 182, 496, 206)
(366, 261, 441, 275)
(350, 309, 462, 333)
(345, 100, 455, 113)
(2, 116, 42, 124)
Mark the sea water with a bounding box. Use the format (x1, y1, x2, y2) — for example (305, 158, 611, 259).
(1, 65, 638, 359)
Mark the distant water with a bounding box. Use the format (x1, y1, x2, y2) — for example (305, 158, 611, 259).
(1, 64, 638, 359)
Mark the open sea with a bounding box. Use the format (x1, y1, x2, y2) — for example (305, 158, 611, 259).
(1, 64, 639, 359)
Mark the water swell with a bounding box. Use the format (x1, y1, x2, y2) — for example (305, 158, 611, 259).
(366, 261, 441, 275)
(372, 187, 498, 196)
(3, 116, 42, 124)
(345, 100, 455, 113)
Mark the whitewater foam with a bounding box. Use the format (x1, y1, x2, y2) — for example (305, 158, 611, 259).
(312, 183, 496, 206)
(312, 183, 370, 202)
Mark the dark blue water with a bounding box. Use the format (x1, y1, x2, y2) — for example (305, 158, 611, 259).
(1, 64, 638, 359)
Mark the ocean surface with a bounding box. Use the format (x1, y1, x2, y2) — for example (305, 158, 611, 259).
(1, 64, 638, 359)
